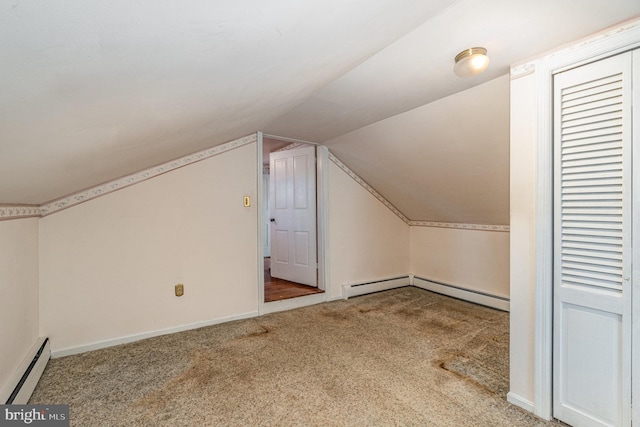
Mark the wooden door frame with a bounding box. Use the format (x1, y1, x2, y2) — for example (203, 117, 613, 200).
(256, 132, 330, 315)
(529, 21, 640, 421)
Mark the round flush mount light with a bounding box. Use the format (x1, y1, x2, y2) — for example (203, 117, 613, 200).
(453, 47, 490, 78)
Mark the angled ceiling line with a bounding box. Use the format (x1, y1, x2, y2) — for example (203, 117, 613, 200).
(261, 1, 462, 135)
(0, 134, 257, 220)
(327, 150, 409, 224)
(328, 151, 509, 231)
(38, 133, 257, 217)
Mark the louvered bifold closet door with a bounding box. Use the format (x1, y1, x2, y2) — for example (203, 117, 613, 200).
(553, 52, 632, 427)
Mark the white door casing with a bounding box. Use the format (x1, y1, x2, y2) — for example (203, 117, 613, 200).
(269, 145, 317, 287)
(553, 52, 633, 427)
(263, 172, 271, 257)
(632, 49, 640, 427)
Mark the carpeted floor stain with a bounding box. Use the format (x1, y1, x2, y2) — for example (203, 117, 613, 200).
(30, 287, 560, 426)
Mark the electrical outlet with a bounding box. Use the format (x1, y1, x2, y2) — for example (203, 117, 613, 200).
(175, 284, 184, 297)
(243, 196, 251, 207)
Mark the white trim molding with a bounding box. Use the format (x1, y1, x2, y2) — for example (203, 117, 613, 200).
(3, 141, 509, 238)
(507, 392, 535, 414)
(256, 132, 266, 315)
(51, 311, 259, 358)
(37, 134, 257, 217)
(511, 18, 640, 80)
(409, 221, 509, 232)
(328, 151, 410, 224)
(510, 63, 536, 80)
(0, 205, 41, 221)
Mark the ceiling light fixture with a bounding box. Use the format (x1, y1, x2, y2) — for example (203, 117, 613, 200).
(453, 47, 489, 78)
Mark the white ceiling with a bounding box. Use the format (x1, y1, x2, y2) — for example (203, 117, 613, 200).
(266, 0, 640, 142)
(2, 0, 639, 223)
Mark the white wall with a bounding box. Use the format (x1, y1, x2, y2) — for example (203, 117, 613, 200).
(39, 143, 258, 354)
(0, 218, 39, 402)
(327, 161, 410, 300)
(410, 226, 509, 298)
(509, 72, 537, 406)
(324, 75, 510, 225)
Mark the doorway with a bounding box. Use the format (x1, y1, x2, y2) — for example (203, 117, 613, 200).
(261, 136, 325, 303)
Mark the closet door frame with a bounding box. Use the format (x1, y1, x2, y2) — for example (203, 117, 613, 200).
(632, 49, 640, 426)
(552, 52, 632, 427)
(528, 22, 640, 421)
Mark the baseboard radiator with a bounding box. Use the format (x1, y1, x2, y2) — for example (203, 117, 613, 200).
(3, 337, 50, 404)
(412, 276, 510, 312)
(342, 276, 411, 299)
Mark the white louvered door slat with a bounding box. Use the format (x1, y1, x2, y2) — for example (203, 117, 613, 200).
(553, 52, 633, 427)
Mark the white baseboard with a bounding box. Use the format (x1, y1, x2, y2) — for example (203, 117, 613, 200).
(412, 276, 510, 312)
(51, 311, 259, 358)
(507, 391, 535, 414)
(342, 276, 410, 299)
(50, 277, 509, 359)
(263, 293, 327, 314)
(1, 337, 50, 404)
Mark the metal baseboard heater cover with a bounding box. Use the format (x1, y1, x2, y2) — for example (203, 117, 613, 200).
(412, 276, 509, 312)
(342, 276, 411, 299)
(343, 275, 509, 312)
(4, 337, 50, 405)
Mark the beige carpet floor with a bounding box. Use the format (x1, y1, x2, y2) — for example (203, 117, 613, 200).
(30, 287, 558, 426)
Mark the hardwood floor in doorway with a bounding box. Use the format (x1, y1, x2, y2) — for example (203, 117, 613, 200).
(264, 269, 324, 302)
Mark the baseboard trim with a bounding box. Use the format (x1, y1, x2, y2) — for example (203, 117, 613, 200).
(342, 276, 411, 299)
(1, 337, 50, 404)
(412, 276, 510, 312)
(50, 278, 509, 358)
(51, 311, 260, 358)
(507, 391, 535, 414)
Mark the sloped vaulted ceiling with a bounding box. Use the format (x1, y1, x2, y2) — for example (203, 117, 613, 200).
(0, 0, 457, 204)
(2, 0, 640, 224)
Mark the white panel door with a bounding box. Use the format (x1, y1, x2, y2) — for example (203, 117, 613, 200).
(553, 52, 633, 427)
(269, 145, 317, 287)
